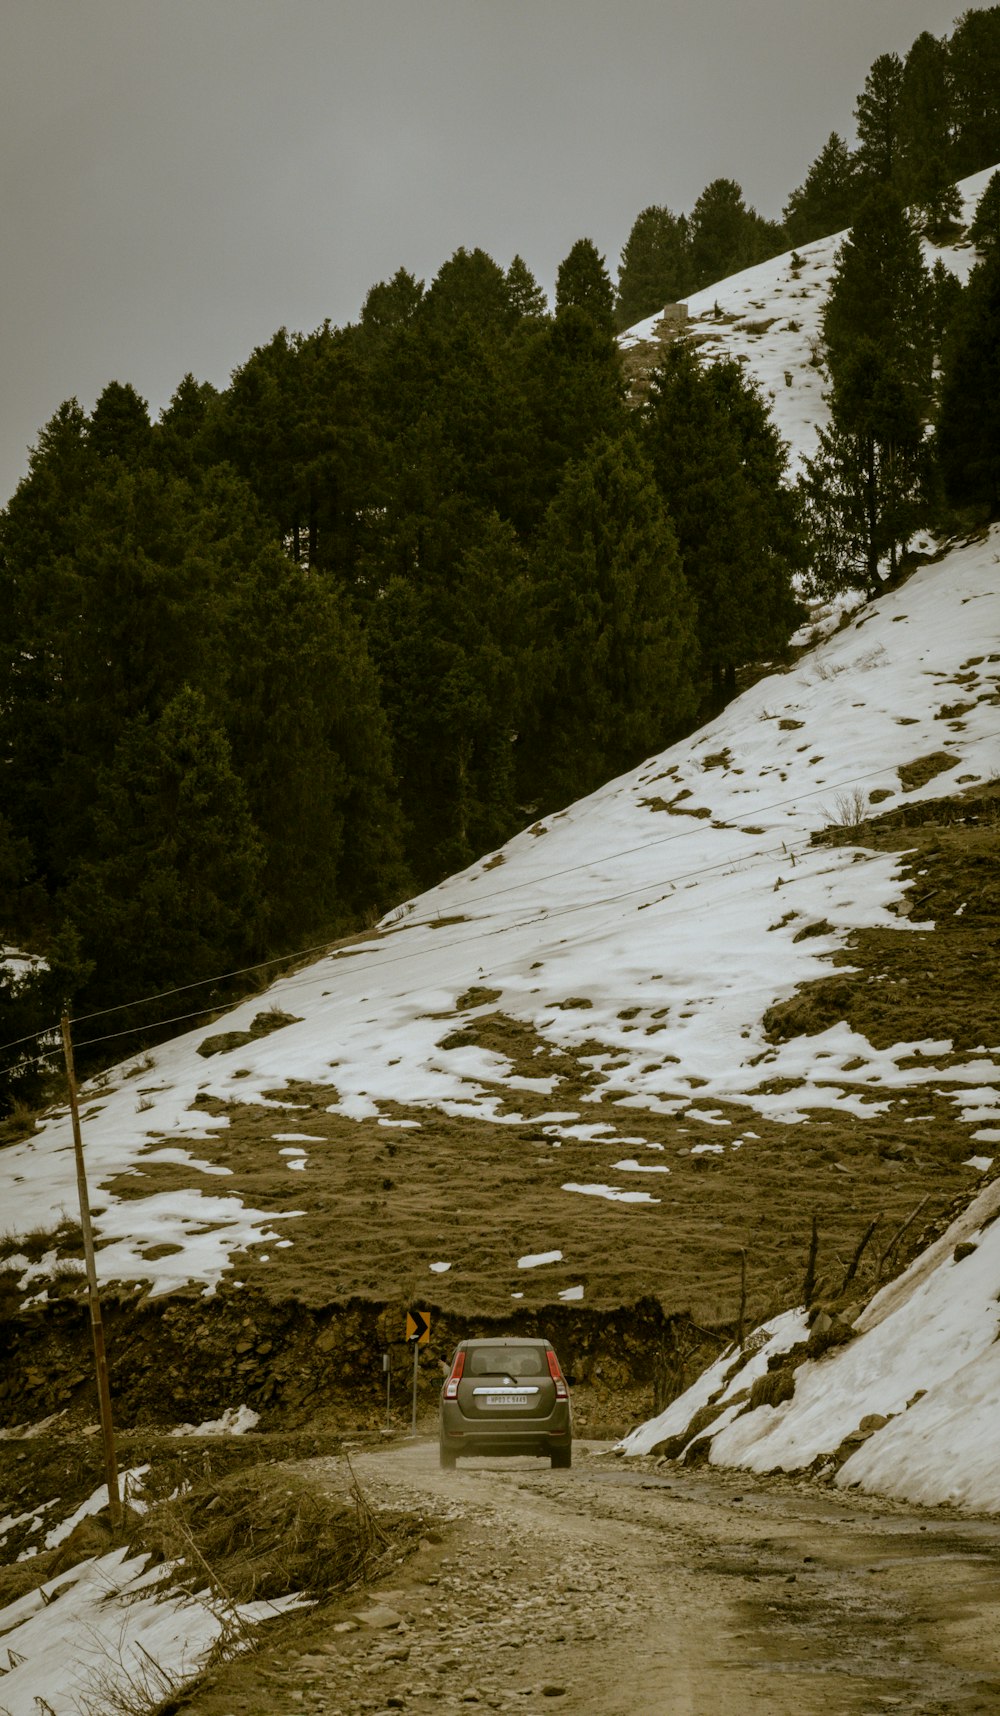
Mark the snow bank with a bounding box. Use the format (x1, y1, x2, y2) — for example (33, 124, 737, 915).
(622, 1177, 1000, 1513)
(0, 1543, 304, 1716)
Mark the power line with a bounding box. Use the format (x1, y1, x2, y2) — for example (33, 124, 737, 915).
(123, 830, 824, 1019)
(69, 938, 343, 1027)
(0, 827, 871, 1091)
(0, 760, 907, 1072)
(436, 760, 903, 911)
(0, 834, 812, 1076)
(74, 1001, 233, 1054)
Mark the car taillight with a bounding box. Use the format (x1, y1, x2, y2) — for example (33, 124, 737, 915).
(546, 1350, 568, 1400)
(444, 1350, 466, 1399)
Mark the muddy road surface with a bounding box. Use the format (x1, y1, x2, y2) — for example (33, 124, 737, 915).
(183, 1438, 1000, 1716)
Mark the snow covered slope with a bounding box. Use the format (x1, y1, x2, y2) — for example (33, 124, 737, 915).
(1, 178, 998, 1521)
(620, 165, 996, 474)
(611, 166, 1000, 1515)
(621, 1171, 1000, 1513)
(4, 530, 998, 1300)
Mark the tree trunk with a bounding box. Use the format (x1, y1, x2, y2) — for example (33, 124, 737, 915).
(865, 437, 879, 595)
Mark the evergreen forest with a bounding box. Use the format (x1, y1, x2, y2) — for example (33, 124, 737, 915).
(2, 8, 999, 1108)
(617, 5, 1000, 325)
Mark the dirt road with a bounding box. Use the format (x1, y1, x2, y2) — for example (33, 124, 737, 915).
(186, 1438, 1000, 1716)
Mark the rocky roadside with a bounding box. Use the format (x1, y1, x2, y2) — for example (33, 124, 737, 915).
(175, 1441, 1000, 1716)
(178, 1450, 653, 1716)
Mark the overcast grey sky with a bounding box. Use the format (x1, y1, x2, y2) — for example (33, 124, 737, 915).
(0, 0, 981, 505)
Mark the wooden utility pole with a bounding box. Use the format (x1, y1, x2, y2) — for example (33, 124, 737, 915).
(61, 1012, 122, 1531)
(737, 1247, 747, 1350)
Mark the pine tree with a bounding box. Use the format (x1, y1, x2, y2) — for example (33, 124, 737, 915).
(154, 375, 220, 480)
(218, 329, 304, 550)
(949, 5, 1000, 177)
(0, 444, 263, 897)
(969, 171, 1000, 256)
(291, 324, 377, 573)
(822, 186, 933, 408)
(360, 268, 425, 339)
(505, 255, 548, 321)
(911, 155, 963, 240)
(688, 179, 747, 288)
(743, 210, 787, 267)
(641, 345, 803, 690)
(88, 381, 153, 466)
(519, 436, 698, 811)
(555, 239, 615, 330)
(687, 179, 785, 291)
(854, 53, 904, 187)
(929, 257, 965, 351)
(62, 686, 264, 1005)
(615, 206, 691, 330)
(784, 135, 860, 246)
(423, 247, 512, 335)
(227, 546, 408, 934)
(802, 339, 929, 594)
(936, 253, 1000, 516)
(367, 514, 529, 877)
(219, 323, 375, 573)
(515, 306, 626, 531)
(896, 30, 954, 214)
(0, 403, 97, 896)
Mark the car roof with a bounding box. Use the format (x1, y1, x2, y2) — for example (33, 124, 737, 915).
(458, 1336, 552, 1348)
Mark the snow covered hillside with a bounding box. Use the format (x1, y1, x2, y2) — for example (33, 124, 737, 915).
(2, 171, 999, 1512)
(4, 525, 997, 1303)
(610, 164, 1000, 1515)
(621, 1169, 1000, 1513)
(620, 166, 995, 474)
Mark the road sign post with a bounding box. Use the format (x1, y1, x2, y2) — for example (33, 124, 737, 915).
(405, 1310, 430, 1435)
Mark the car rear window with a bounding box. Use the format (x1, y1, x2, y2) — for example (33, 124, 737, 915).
(466, 1346, 549, 1377)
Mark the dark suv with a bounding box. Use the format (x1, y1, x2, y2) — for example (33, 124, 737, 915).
(439, 1336, 572, 1469)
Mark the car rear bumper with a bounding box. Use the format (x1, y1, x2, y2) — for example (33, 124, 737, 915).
(440, 1406, 571, 1458)
(441, 1433, 571, 1458)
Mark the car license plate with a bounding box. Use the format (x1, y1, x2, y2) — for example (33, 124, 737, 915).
(485, 1393, 530, 1407)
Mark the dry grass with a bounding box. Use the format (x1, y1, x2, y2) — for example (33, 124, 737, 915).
(0, 1433, 426, 1716)
(640, 794, 713, 818)
(92, 787, 993, 1335)
(136, 1459, 419, 1605)
(0, 1215, 83, 1264)
(826, 787, 870, 832)
(114, 1058, 976, 1338)
(897, 751, 957, 791)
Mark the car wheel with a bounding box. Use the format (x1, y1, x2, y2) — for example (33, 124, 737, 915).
(550, 1444, 572, 1469)
(439, 1444, 457, 1470)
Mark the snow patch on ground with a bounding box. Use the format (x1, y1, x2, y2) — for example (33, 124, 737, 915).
(0, 1545, 306, 1716)
(171, 1405, 260, 1436)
